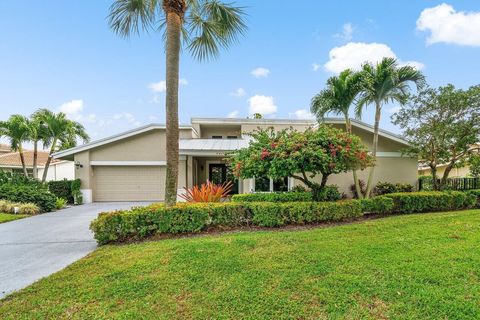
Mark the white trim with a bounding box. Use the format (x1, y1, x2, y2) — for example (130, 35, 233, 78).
(180, 150, 228, 156)
(90, 161, 167, 166)
(376, 152, 412, 158)
(53, 123, 194, 159)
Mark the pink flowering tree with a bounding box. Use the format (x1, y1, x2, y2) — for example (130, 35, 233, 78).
(229, 125, 374, 200)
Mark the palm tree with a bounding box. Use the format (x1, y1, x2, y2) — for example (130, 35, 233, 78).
(29, 112, 47, 179)
(35, 109, 90, 182)
(108, 0, 247, 207)
(311, 69, 364, 198)
(0, 115, 31, 177)
(356, 57, 425, 197)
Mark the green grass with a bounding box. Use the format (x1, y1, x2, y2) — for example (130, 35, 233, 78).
(0, 213, 27, 224)
(1, 210, 480, 319)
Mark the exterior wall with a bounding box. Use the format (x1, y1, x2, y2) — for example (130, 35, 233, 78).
(290, 157, 418, 197)
(419, 165, 471, 178)
(199, 125, 242, 139)
(241, 123, 314, 134)
(37, 161, 75, 181)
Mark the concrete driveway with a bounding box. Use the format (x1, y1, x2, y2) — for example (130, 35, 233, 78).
(0, 202, 147, 299)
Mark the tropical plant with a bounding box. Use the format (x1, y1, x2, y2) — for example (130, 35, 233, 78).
(229, 126, 374, 201)
(0, 115, 31, 177)
(311, 69, 364, 197)
(356, 57, 425, 197)
(34, 109, 90, 182)
(28, 112, 47, 179)
(180, 181, 233, 202)
(392, 84, 480, 190)
(108, 0, 247, 207)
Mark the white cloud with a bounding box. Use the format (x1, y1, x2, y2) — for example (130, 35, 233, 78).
(250, 67, 270, 78)
(312, 63, 321, 72)
(324, 42, 424, 74)
(335, 23, 354, 41)
(148, 115, 158, 121)
(227, 110, 240, 118)
(248, 95, 277, 115)
(290, 109, 315, 120)
(148, 78, 188, 103)
(230, 88, 246, 97)
(59, 99, 84, 115)
(113, 112, 140, 126)
(417, 3, 480, 46)
(388, 106, 401, 114)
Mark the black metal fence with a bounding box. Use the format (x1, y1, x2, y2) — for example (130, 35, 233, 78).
(419, 177, 480, 191)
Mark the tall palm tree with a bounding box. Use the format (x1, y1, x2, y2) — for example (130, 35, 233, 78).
(35, 109, 90, 183)
(356, 57, 425, 197)
(0, 115, 31, 177)
(29, 112, 47, 179)
(108, 0, 247, 207)
(311, 69, 364, 198)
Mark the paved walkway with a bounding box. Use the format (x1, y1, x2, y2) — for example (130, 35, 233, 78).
(0, 202, 147, 298)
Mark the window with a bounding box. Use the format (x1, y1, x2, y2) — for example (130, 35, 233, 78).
(273, 177, 289, 192)
(212, 135, 223, 139)
(254, 177, 270, 192)
(254, 176, 290, 192)
(227, 136, 238, 139)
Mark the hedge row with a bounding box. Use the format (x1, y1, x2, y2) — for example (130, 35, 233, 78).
(384, 191, 477, 214)
(91, 200, 366, 245)
(90, 191, 479, 245)
(0, 184, 57, 212)
(231, 186, 341, 202)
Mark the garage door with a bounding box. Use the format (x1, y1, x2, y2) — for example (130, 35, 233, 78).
(93, 166, 165, 201)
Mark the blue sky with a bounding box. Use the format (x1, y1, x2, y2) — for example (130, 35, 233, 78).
(1, 0, 479, 142)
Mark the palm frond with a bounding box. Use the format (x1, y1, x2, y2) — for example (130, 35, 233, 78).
(108, 0, 159, 38)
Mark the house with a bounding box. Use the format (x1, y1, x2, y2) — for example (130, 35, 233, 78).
(418, 143, 480, 178)
(53, 117, 417, 203)
(0, 144, 11, 154)
(0, 149, 74, 181)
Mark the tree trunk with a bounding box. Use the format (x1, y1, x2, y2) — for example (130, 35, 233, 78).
(18, 145, 28, 177)
(42, 138, 57, 183)
(164, 10, 182, 207)
(345, 116, 363, 198)
(32, 140, 38, 179)
(440, 164, 454, 189)
(365, 101, 381, 198)
(431, 166, 439, 191)
(320, 174, 329, 188)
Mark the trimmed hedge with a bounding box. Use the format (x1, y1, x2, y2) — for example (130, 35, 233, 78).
(359, 196, 394, 214)
(91, 200, 363, 245)
(232, 192, 312, 202)
(232, 186, 341, 203)
(467, 190, 480, 208)
(384, 191, 476, 214)
(0, 184, 57, 212)
(48, 179, 81, 204)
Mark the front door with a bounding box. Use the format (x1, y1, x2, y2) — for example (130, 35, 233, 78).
(208, 163, 239, 194)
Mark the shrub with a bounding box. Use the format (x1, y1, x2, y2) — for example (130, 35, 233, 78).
(55, 198, 68, 210)
(0, 171, 46, 189)
(91, 200, 364, 244)
(179, 181, 233, 202)
(232, 192, 312, 203)
(313, 185, 342, 202)
(359, 196, 394, 214)
(374, 181, 414, 196)
(17, 203, 40, 215)
(384, 191, 476, 214)
(466, 190, 480, 208)
(0, 200, 15, 213)
(0, 184, 57, 212)
(290, 185, 308, 193)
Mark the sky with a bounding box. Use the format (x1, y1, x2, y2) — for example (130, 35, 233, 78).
(1, 0, 479, 144)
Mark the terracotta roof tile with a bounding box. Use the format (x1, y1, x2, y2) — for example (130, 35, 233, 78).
(0, 151, 55, 168)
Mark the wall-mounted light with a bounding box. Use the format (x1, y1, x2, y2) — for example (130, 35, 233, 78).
(200, 165, 204, 171)
(75, 161, 83, 169)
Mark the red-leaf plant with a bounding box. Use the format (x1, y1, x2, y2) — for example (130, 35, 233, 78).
(179, 181, 233, 202)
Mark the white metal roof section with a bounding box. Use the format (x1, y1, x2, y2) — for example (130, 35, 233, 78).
(179, 139, 249, 156)
(191, 117, 316, 126)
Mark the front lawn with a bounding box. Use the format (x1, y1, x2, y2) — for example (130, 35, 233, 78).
(0, 213, 27, 224)
(1, 210, 479, 319)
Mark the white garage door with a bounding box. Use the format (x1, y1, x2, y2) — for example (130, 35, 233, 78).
(94, 166, 165, 201)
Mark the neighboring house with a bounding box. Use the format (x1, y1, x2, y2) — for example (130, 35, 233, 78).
(0, 144, 11, 154)
(53, 117, 417, 203)
(418, 143, 480, 178)
(0, 150, 74, 181)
